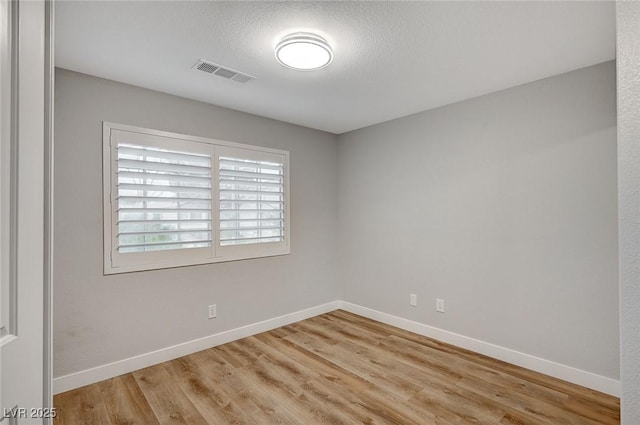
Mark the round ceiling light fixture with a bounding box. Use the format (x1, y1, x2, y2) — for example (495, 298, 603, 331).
(275, 32, 333, 71)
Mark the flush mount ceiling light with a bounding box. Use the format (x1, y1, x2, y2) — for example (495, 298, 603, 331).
(275, 33, 333, 71)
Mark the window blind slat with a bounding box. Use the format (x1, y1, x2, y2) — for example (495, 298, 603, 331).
(218, 226, 282, 232)
(117, 219, 211, 225)
(118, 183, 212, 194)
(220, 236, 283, 242)
(118, 229, 211, 237)
(220, 190, 283, 197)
(117, 207, 211, 213)
(118, 158, 211, 176)
(118, 171, 212, 185)
(219, 170, 283, 180)
(220, 208, 283, 212)
(221, 201, 284, 206)
(118, 145, 211, 165)
(219, 179, 283, 189)
(117, 196, 210, 203)
(220, 218, 283, 222)
(219, 159, 282, 172)
(118, 240, 212, 249)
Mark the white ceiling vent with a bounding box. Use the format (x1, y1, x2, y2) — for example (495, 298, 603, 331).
(192, 59, 255, 84)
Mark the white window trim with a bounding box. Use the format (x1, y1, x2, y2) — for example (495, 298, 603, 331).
(103, 122, 290, 275)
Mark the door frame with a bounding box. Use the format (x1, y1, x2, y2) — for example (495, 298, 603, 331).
(43, 0, 54, 420)
(1, 0, 53, 422)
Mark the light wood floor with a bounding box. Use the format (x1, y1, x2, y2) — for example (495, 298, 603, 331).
(54, 310, 620, 424)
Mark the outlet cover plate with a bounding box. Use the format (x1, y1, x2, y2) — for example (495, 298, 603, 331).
(436, 298, 445, 313)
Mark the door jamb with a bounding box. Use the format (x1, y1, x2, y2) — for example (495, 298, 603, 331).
(43, 0, 54, 421)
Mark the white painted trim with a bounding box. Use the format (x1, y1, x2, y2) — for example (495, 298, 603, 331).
(53, 301, 341, 394)
(102, 121, 291, 275)
(103, 121, 290, 157)
(338, 301, 621, 397)
(43, 0, 55, 417)
(53, 300, 621, 397)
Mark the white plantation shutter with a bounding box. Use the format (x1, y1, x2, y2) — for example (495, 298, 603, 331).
(219, 151, 285, 246)
(116, 143, 213, 253)
(104, 123, 289, 274)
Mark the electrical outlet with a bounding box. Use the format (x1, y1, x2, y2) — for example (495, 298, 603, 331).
(410, 294, 417, 307)
(436, 298, 445, 313)
(208, 304, 217, 319)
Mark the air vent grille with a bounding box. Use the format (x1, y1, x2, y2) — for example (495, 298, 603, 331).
(192, 59, 255, 84)
(214, 68, 237, 79)
(196, 62, 219, 74)
(231, 74, 253, 83)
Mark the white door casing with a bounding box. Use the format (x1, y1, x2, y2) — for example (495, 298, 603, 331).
(0, 0, 14, 344)
(1, 0, 49, 424)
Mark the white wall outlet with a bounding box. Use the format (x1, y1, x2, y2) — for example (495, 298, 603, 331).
(436, 298, 445, 313)
(208, 304, 217, 319)
(410, 293, 417, 307)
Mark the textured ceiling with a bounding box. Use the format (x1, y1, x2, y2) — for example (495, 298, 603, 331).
(55, 1, 615, 134)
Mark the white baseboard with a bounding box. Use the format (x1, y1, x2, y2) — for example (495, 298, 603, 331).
(53, 299, 620, 397)
(338, 301, 621, 397)
(52, 301, 341, 395)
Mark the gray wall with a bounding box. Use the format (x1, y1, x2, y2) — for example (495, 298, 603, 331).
(338, 62, 619, 379)
(53, 69, 339, 377)
(617, 2, 640, 422)
(55, 61, 620, 385)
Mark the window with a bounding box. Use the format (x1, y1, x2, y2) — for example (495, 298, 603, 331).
(103, 123, 289, 274)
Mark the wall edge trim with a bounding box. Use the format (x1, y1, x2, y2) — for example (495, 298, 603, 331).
(339, 301, 620, 397)
(52, 301, 341, 394)
(54, 300, 620, 397)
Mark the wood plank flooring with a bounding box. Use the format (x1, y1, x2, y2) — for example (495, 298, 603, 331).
(53, 310, 620, 424)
